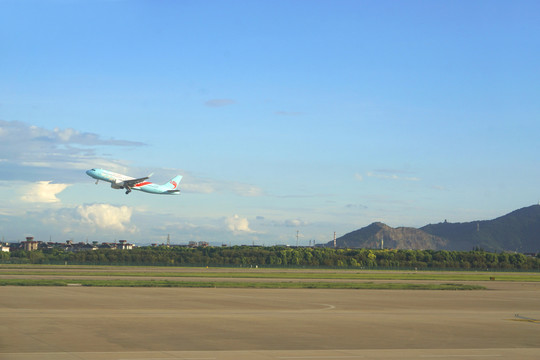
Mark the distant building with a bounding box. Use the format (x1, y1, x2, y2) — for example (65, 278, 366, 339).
(118, 240, 133, 250)
(23, 241, 39, 251)
(99, 243, 117, 250)
(81, 243, 98, 251)
(187, 241, 209, 248)
(6, 237, 140, 252)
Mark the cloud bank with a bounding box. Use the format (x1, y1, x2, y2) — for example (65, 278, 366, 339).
(225, 214, 253, 234)
(77, 204, 135, 233)
(0, 120, 146, 181)
(20, 181, 70, 203)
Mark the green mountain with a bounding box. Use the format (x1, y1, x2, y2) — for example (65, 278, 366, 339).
(421, 204, 540, 252)
(330, 205, 540, 252)
(332, 222, 447, 250)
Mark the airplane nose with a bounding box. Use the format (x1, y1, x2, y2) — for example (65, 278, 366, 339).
(86, 170, 93, 176)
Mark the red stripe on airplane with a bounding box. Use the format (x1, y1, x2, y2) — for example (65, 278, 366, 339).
(134, 182, 152, 187)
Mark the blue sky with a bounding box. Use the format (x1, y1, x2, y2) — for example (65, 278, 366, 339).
(1, 0, 539, 246)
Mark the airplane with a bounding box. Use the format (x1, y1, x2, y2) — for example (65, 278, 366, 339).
(86, 168, 182, 195)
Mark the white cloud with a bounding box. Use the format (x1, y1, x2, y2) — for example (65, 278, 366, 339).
(53, 127, 77, 142)
(20, 181, 70, 203)
(266, 218, 308, 227)
(0, 120, 144, 181)
(77, 204, 135, 232)
(0, 120, 144, 147)
(355, 173, 363, 181)
(284, 219, 306, 227)
(225, 214, 253, 234)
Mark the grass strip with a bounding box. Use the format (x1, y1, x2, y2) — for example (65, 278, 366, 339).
(0, 269, 538, 282)
(0, 278, 484, 290)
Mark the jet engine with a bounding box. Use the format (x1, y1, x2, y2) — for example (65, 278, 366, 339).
(111, 181, 124, 189)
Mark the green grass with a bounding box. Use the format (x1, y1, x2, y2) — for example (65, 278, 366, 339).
(0, 278, 484, 290)
(0, 266, 538, 282)
(1, 264, 535, 288)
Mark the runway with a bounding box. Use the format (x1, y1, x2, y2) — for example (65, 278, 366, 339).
(1, 283, 539, 359)
(2, 348, 540, 360)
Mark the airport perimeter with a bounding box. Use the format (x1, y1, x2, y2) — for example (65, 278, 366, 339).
(1, 267, 539, 359)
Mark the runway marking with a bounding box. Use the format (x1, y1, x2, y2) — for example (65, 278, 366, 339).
(513, 314, 540, 323)
(205, 289, 337, 312)
(307, 303, 336, 311)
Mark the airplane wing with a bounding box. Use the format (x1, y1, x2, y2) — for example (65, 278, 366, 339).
(123, 176, 150, 188)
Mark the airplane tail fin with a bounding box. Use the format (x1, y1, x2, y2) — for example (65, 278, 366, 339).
(163, 175, 182, 192)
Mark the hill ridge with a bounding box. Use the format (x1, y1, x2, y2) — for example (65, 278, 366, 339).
(330, 204, 540, 252)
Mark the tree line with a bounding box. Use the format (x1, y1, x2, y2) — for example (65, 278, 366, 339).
(2, 246, 540, 270)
